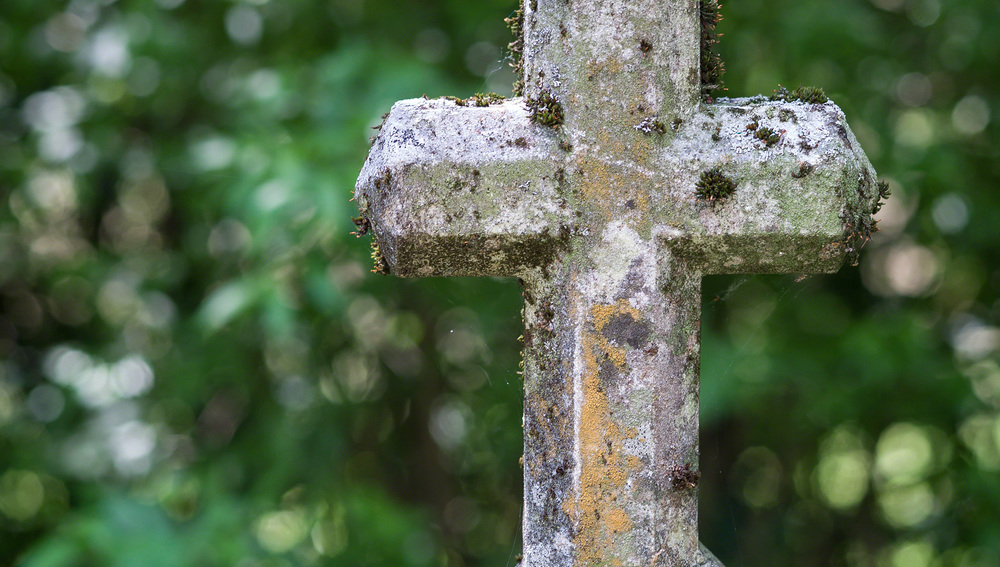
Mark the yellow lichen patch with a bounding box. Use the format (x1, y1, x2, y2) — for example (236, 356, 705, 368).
(589, 300, 644, 369)
(566, 299, 652, 565)
(573, 132, 656, 232)
(591, 299, 642, 332)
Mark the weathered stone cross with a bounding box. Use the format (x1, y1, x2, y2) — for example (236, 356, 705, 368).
(355, 1, 881, 565)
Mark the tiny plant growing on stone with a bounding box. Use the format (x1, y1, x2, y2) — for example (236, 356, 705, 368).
(634, 116, 667, 135)
(755, 126, 780, 147)
(505, 3, 525, 96)
(370, 240, 389, 275)
(700, 0, 725, 101)
(874, 180, 891, 214)
(443, 92, 507, 107)
(526, 89, 564, 127)
(670, 464, 701, 490)
(771, 85, 829, 104)
(473, 92, 506, 106)
(351, 216, 370, 237)
(695, 167, 737, 202)
(746, 120, 780, 147)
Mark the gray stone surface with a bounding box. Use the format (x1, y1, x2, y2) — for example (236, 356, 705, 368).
(355, 1, 880, 565)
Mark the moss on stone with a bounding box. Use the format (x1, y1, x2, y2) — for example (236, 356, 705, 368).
(771, 85, 829, 104)
(700, 0, 725, 101)
(505, 1, 525, 96)
(874, 180, 891, 214)
(694, 167, 737, 203)
(754, 126, 780, 147)
(443, 92, 508, 107)
(836, 169, 889, 266)
(634, 117, 667, 135)
(473, 92, 507, 106)
(370, 239, 389, 275)
(527, 90, 564, 127)
(351, 216, 370, 237)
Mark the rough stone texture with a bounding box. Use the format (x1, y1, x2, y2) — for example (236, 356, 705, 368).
(356, 96, 875, 279)
(354, 1, 880, 565)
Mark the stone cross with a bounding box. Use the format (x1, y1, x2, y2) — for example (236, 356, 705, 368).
(355, 1, 881, 565)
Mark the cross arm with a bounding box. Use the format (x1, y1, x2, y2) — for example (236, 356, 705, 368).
(653, 98, 881, 275)
(355, 98, 576, 278)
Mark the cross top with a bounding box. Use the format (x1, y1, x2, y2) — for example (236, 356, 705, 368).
(519, 0, 701, 137)
(355, 2, 883, 566)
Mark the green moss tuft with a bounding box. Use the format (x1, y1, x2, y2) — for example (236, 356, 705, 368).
(443, 93, 507, 107)
(351, 216, 370, 237)
(771, 85, 829, 104)
(873, 180, 891, 214)
(841, 176, 892, 266)
(526, 90, 564, 127)
(754, 126, 780, 147)
(700, 0, 725, 101)
(505, 2, 525, 97)
(370, 239, 390, 275)
(695, 167, 737, 203)
(472, 92, 506, 106)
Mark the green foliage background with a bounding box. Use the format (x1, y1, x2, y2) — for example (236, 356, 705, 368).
(1, 0, 998, 566)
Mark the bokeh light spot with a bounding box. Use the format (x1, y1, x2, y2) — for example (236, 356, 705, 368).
(255, 509, 309, 553)
(226, 5, 264, 46)
(952, 95, 989, 135)
(906, 0, 940, 27)
(88, 27, 131, 77)
(874, 423, 934, 486)
(896, 73, 932, 107)
(878, 482, 935, 528)
(45, 12, 87, 53)
(814, 426, 871, 510)
(884, 540, 936, 567)
(862, 240, 939, 297)
(311, 510, 348, 556)
(951, 319, 1000, 361)
(429, 398, 470, 451)
(415, 28, 450, 64)
(465, 41, 500, 77)
(27, 384, 65, 423)
(959, 414, 1000, 471)
(894, 109, 935, 148)
(190, 136, 237, 171)
(931, 193, 969, 234)
(731, 446, 783, 509)
(0, 471, 45, 522)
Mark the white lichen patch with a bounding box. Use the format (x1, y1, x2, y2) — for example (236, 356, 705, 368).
(585, 222, 655, 304)
(359, 98, 558, 178)
(620, 422, 653, 459)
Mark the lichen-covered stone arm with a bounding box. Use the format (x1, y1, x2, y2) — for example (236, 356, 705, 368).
(355, 98, 576, 278)
(651, 97, 882, 274)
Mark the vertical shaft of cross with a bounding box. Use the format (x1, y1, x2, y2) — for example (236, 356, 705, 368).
(522, 0, 700, 137)
(521, 233, 714, 566)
